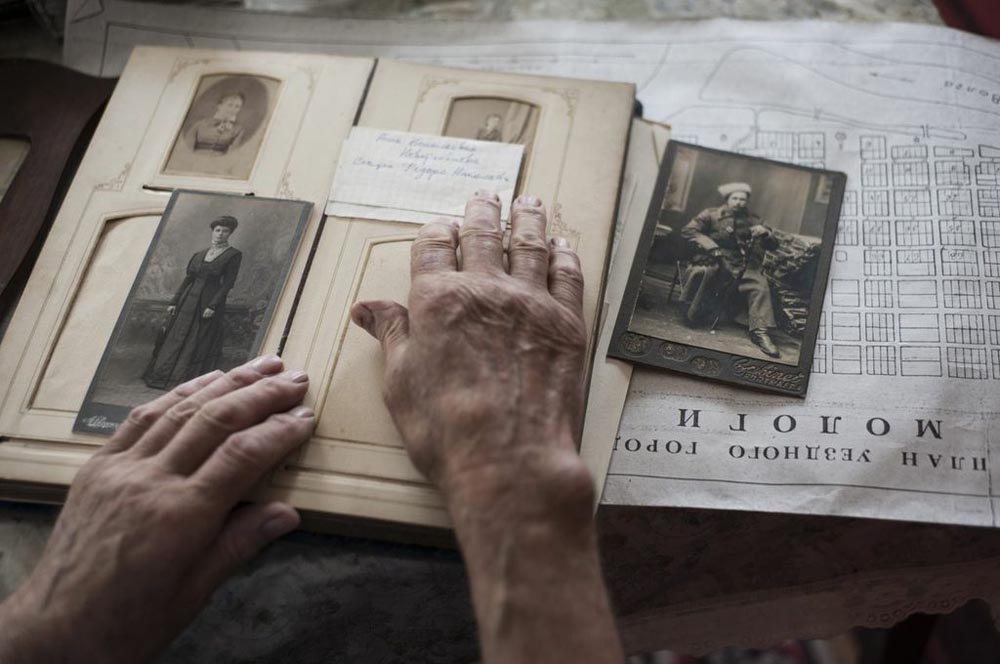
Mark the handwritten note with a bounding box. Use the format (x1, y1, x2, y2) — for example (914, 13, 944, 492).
(325, 127, 524, 224)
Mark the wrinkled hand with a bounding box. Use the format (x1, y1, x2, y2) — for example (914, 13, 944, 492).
(0, 356, 314, 663)
(202, 307, 215, 319)
(352, 193, 622, 664)
(350, 191, 592, 517)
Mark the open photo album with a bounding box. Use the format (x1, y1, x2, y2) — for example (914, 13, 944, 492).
(0, 48, 638, 536)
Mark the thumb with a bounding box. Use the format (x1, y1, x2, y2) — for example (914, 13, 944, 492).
(183, 502, 299, 605)
(351, 300, 410, 359)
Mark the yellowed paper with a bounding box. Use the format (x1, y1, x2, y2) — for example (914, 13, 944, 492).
(326, 127, 523, 224)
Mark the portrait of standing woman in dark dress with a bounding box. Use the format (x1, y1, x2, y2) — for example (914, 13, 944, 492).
(143, 215, 242, 389)
(77, 191, 311, 435)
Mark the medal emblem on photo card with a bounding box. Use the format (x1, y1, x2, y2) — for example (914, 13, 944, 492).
(608, 141, 846, 397)
(74, 190, 312, 435)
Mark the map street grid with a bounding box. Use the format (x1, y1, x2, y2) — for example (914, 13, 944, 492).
(63, 0, 1000, 527)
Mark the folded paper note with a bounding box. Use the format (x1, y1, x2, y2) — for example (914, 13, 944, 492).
(325, 127, 524, 224)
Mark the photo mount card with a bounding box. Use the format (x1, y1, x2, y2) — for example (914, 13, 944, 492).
(161, 73, 281, 181)
(74, 190, 312, 435)
(608, 141, 846, 397)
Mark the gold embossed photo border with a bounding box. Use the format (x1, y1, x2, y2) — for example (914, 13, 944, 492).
(608, 141, 846, 397)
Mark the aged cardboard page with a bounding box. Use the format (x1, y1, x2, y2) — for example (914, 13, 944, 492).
(0, 48, 373, 486)
(579, 118, 669, 501)
(270, 59, 634, 526)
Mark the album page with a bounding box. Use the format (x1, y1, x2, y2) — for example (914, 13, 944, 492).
(577, 118, 670, 507)
(0, 47, 373, 487)
(267, 60, 635, 526)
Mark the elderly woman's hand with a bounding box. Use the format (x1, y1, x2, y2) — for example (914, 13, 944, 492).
(0, 356, 313, 663)
(351, 192, 621, 663)
(351, 191, 592, 520)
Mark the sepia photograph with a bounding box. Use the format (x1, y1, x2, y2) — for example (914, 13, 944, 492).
(75, 190, 311, 435)
(162, 73, 280, 180)
(443, 96, 538, 190)
(443, 96, 539, 148)
(609, 142, 845, 396)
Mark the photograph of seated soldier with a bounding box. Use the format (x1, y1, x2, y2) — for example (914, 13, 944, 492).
(628, 143, 834, 367)
(680, 181, 781, 358)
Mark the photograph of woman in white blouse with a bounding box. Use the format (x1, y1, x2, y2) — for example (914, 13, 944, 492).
(163, 74, 279, 180)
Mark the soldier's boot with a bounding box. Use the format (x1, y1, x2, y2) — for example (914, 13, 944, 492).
(749, 328, 780, 358)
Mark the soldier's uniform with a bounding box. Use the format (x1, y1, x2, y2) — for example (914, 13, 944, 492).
(679, 204, 778, 333)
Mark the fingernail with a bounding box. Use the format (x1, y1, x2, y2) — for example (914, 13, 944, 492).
(284, 370, 309, 384)
(251, 354, 283, 374)
(352, 303, 373, 332)
(474, 190, 500, 202)
(550, 236, 570, 248)
(516, 194, 541, 207)
(292, 406, 314, 419)
(260, 509, 299, 539)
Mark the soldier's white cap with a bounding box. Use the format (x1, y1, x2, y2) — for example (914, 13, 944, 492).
(718, 182, 752, 197)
